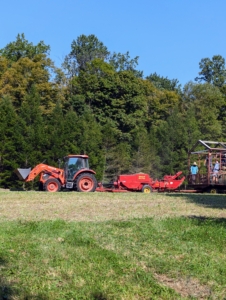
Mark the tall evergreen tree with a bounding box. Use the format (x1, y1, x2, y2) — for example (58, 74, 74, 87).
(75, 110, 104, 180)
(19, 87, 47, 167)
(155, 107, 189, 176)
(45, 101, 66, 165)
(0, 96, 25, 188)
(131, 128, 155, 174)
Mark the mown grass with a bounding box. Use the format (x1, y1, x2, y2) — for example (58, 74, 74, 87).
(0, 192, 226, 299)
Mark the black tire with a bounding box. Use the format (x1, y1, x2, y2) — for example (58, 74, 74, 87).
(43, 178, 61, 192)
(75, 173, 97, 192)
(141, 185, 153, 193)
(39, 182, 44, 191)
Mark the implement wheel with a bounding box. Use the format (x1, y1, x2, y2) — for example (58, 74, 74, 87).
(142, 185, 153, 193)
(75, 173, 97, 192)
(44, 178, 61, 192)
(209, 188, 217, 194)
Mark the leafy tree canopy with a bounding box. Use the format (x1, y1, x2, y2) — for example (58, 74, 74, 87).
(143, 79, 180, 128)
(109, 51, 143, 78)
(0, 56, 61, 111)
(0, 34, 63, 112)
(70, 58, 148, 140)
(0, 33, 50, 62)
(146, 72, 181, 93)
(183, 82, 224, 139)
(195, 55, 226, 87)
(63, 34, 143, 79)
(63, 34, 110, 76)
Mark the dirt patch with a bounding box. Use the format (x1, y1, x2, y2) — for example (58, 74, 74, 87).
(154, 273, 212, 299)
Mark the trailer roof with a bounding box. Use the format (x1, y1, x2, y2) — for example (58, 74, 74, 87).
(189, 140, 226, 154)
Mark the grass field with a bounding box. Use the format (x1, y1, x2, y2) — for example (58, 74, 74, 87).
(0, 191, 226, 299)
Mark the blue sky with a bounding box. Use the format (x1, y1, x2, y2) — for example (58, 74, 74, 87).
(1, 0, 226, 86)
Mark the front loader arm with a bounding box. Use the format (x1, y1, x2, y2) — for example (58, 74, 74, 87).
(16, 164, 63, 182)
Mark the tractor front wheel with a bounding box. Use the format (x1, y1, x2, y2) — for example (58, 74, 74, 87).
(75, 173, 97, 192)
(44, 178, 61, 192)
(142, 185, 153, 193)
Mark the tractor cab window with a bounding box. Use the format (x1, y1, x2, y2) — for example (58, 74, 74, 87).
(66, 157, 89, 180)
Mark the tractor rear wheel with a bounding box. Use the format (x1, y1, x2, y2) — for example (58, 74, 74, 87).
(75, 173, 97, 192)
(44, 178, 61, 192)
(142, 185, 153, 193)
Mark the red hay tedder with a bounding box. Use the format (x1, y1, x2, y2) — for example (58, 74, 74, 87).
(96, 171, 185, 193)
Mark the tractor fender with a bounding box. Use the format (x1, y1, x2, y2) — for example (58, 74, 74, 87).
(72, 169, 96, 181)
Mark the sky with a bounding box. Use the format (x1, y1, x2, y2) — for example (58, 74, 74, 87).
(1, 0, 226, 87)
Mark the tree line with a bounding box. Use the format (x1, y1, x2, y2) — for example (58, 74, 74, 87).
(1, 33, 226, 189)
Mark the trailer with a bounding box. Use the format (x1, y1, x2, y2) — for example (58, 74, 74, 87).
(187, 140, 226, 193)
(96, 171, 185, 193)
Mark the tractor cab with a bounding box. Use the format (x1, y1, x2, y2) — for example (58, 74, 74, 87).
(64, 155, 89, 181)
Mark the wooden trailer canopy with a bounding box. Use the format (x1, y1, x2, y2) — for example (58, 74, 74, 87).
(189, 140, 226, 153)
(187, 140, 226, 193)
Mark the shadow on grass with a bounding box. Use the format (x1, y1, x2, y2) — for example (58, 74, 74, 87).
(0, 256, 15, 300)
(0, 256, 49, 300)
(186, 215, 226, 226)
(166, 193, 226, 210)
(91, 291, 109, 300)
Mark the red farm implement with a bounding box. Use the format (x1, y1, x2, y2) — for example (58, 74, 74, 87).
(96, 171, 185, 193)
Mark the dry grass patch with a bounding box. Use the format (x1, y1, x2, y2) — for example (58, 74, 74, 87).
(154, 273, 212, 299)
(1, 191, 226, 221)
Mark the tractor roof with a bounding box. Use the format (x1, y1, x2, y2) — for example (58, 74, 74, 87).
(66, 154, 89, 158)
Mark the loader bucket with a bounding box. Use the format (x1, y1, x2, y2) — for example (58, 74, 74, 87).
(15, 168, 31, 181)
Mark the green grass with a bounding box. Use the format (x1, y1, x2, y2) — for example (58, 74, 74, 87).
(1, 216, 226, 299)
(1, 191, 226, 299)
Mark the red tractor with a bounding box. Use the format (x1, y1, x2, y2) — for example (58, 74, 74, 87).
(15, 155, 97, 192)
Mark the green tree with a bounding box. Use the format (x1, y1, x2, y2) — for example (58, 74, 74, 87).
(195, 55, 226, 87)
(75, 110, 104, 180)
(101, 122, 118, 182)
(144, 79, 180, 129)
(109, 51, 143, 78)
(155, 107, 188, 176)
(183, 82, 224, 139)
(0, 34, 63, 112)
(0, 96, 25, 188)
(146, 72, 181, 93)
(0, 33, 50, 62)
(45, 101, 66, 164)
(61, 109, 81, 155)
(71, 59, 150, 141)
(63, 34, 110, 76)
(131, 128, 156, 175)
(19, 87, 47, 167)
